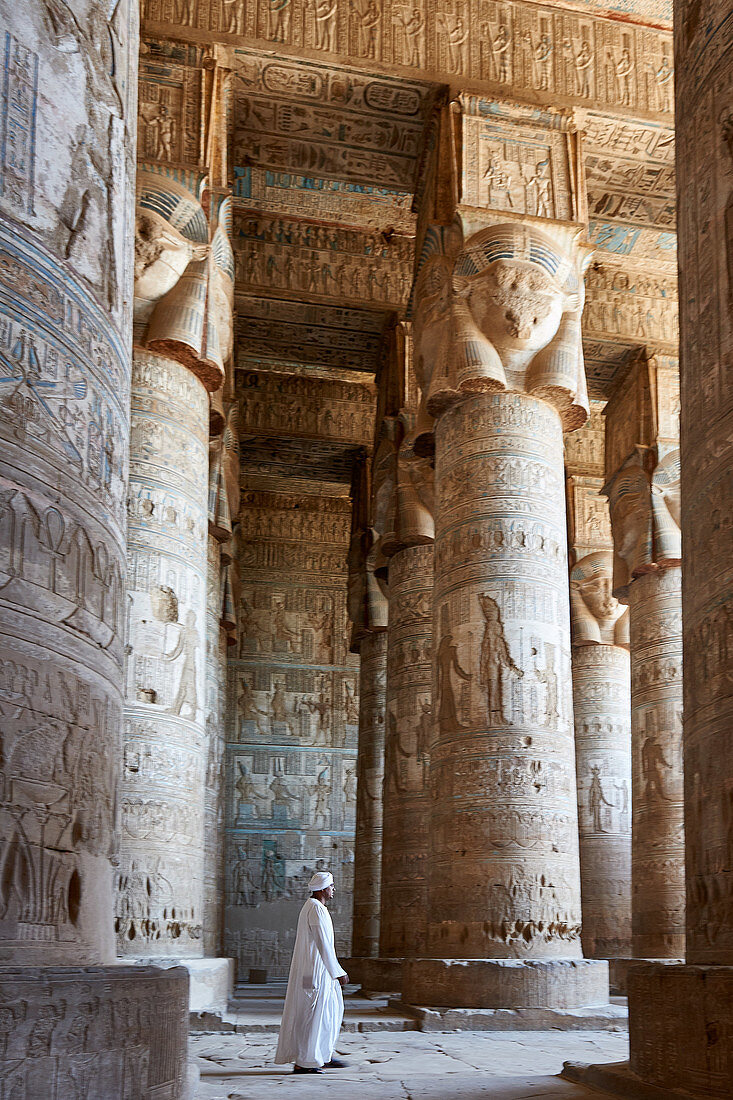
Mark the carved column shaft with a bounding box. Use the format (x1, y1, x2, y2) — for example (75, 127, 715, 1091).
(203, 533, 227, 956)
(380, 543, 433, 958)
(567, 409, 632, 962)
(624, 8, 733, 1094)
(117, 350, 209, 958)
(628, 568, 684, 958)
(604, 357, 684, 961)
(429, 392, 581, 961)
(351, 630, 387, 958)
(573, 643, 631, 958)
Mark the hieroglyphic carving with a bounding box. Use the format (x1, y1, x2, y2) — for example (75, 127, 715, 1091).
(117, 351, 210, 956)
(380, 544, 432, 958)
(203, 535, 228, 955)
(138, 39, 205, 167)
(238, 367, 376, 446)
(583, 262, 679, 348)
(233, 210, 413, 308)
(673, 0, 733, 980)
(236, 297, 387, 374)
(581, 113, 676, 230)
(351, 630, 387, 958)
(0, 965, 188, 1099)
(234, 165, 416, 233)
(226, 484, 357, 976)
(431, 392, 581, 958)
(604, 353, 683, 959)
(570, 549, 631, 960)
(0, 222, 130, 964)
(460, 99, 578, 222)
(231, 48, 438, 191)
(142, 2, 674, 119)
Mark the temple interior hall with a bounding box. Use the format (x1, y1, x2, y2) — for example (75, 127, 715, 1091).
(0, 1, 732, 1097)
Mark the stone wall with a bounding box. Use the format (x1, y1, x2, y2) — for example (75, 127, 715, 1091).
(224, 488, 358, 979)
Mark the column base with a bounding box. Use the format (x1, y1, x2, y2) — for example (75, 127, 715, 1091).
(628, 962, 733, 1097)
(402, 957, 609, 1009)
(0, 965, 189, 1099)
(342, 956, 404, 993)
(128, 956, 234, 1013)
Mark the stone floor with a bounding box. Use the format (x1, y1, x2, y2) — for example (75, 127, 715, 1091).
(192, 1028, 630, 1099)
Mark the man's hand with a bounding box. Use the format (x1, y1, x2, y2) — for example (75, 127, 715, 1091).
(338, 973, 349, 987)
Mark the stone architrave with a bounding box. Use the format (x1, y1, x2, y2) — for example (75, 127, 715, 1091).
(622, 4, 733, 1093)
(0, 3, 188, 1095)
(403, 214, 608, 1010)
(603, 355, 684, 962)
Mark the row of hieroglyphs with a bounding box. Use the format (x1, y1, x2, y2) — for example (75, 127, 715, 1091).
(233, 211, 412, 308)
(141, 1, 673, 118)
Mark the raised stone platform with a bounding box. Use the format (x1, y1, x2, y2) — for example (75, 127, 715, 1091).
(0, 965, 189, 1100)
(628, 962, 733, 1097)
(138, 957, 234, 1013)
(343, 955, 404, 993)
(607, 956, 683, 996)
(402, 957, 610, 1009)
(392, 1000, 628, 1032)
(563, 1059, 700, 1098)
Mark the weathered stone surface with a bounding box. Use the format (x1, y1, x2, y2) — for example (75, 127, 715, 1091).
(381, 544, 433, 960)
(430, 391, 583, 960)
(402, 959, 610, 1010)
(0, 965, 189, 1099)
(352, 631, 387, 960)
(117, 350, 210, 958)
(628, 964, 733, 1097)
(225, 486, 358, 978)
(604, 357, 684, 961)
(0, 1, 137, 967)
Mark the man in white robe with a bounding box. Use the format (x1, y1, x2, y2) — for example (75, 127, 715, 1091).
(275, 871, 349, 1073)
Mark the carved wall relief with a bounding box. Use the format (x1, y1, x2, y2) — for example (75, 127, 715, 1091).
(142, 2, 674, 120)
(225, 487, 357, 977)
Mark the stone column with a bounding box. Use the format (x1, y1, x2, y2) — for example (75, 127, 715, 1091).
(117, 177, 233, 1010)
(623, 6, 733, 1091)
(351, 630, 388, 961)
(119, 349, 209, 959)
(403, 219, 607, 1010)
(566, 408, 632, 966)
(378, 353, 435, 975)
(380, 542, 433, 961)
(604, 356, 684, 961)
(0, 4, 187, 1094)
(570, 563, 631, 960)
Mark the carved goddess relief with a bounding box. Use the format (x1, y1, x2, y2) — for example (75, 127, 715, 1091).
(570, 551, 629, 646)
(414, 221, 591, 436)
(478, 593, 523, 725)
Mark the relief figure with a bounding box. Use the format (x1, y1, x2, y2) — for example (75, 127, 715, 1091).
(436, 632, 472, 732)
(479, 593, 523, 725)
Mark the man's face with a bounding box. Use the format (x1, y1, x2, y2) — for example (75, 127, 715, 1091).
(324, 884, 334, 901)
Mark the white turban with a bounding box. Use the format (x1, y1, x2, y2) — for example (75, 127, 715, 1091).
(309, 871, 333, 891)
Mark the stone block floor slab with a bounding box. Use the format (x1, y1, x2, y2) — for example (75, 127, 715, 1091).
(192, 1028, 630, 1099)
